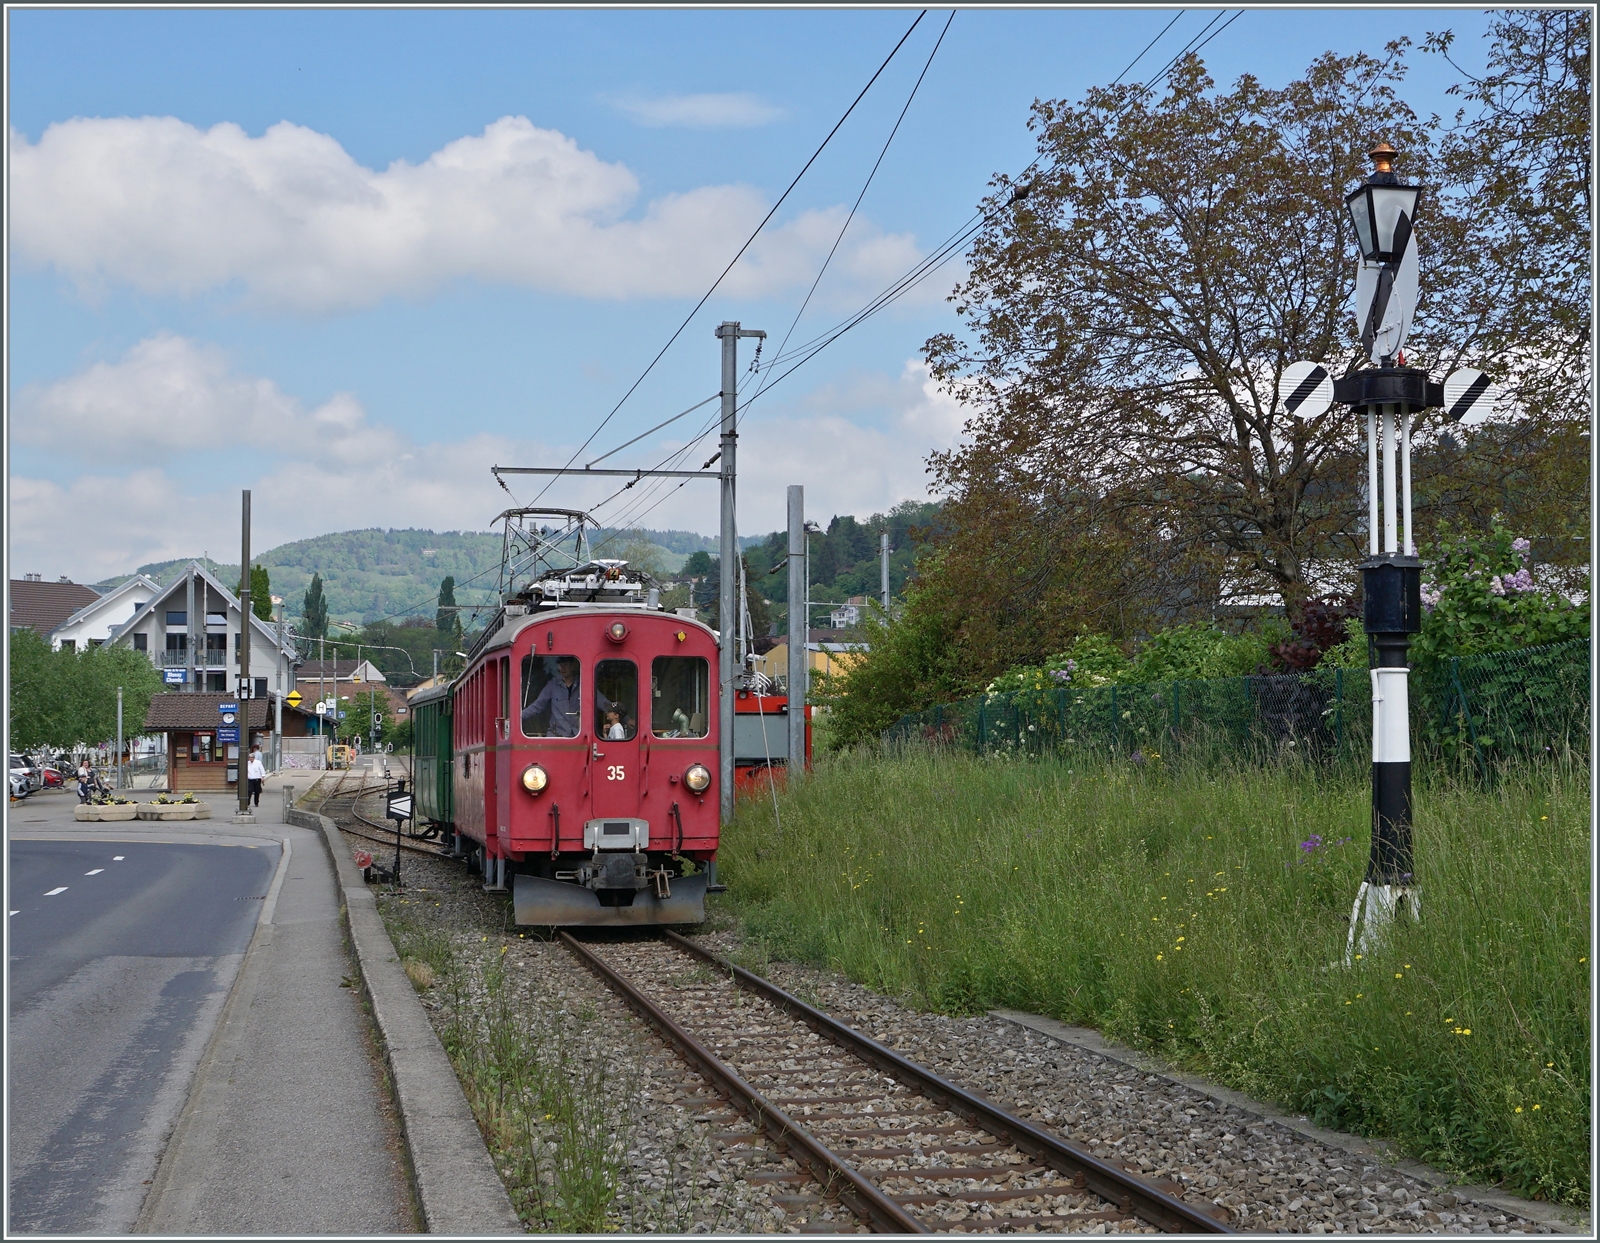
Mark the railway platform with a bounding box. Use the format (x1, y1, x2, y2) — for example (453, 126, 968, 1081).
(7, 786, 416, 1234)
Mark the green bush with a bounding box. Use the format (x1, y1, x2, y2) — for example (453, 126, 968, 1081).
(723, 749, 1590, 1205)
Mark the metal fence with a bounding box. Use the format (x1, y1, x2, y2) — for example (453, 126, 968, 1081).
(884, 639, 1589, 774)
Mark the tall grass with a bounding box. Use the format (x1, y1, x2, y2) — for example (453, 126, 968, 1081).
(720, 747, 1590, 1206)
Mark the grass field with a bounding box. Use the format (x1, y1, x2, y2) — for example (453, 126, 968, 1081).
(718, 747, 1590, 1206)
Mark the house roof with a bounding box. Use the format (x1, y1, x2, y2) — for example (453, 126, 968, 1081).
(10, 579, 101, 636)
(51, 574, 161, 637)
(297, 659, 386, 682)
(144, 692, 273, 731)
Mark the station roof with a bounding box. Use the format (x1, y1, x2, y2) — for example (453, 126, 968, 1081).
(144, 693, 273, 732)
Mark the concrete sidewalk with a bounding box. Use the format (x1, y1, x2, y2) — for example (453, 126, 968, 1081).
(129, 791, 418, 1233)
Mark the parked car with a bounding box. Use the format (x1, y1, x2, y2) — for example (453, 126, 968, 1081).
(40, 766, 66, 789)
(9, 769, 30, 800)
(10, 754, 40, 794)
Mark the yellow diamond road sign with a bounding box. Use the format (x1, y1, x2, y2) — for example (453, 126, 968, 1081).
(285, 690, 303, 708)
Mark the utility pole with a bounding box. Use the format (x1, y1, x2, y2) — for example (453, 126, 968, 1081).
(237, 490, 253, 818)
(714, 321, 765, 830)
(273, 596, 285, 771)
(787, 487, 806, 775)
(880, 531, 891, 613)
(116, 686, 124, 791)
(185, 565, 197, 693)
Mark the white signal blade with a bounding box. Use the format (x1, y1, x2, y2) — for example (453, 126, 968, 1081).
(1280, 361, 1333, 419)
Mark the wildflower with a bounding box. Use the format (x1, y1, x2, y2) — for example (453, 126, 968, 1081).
(1515, 1107, 1523, 1113)
(1300, 834, 1323, 853)
(1489, 575, 1506, 596)
(1156, 953, 1164, 961)
(1533, 1105, 1541, 1111)
(1395, 973, 1403, 979)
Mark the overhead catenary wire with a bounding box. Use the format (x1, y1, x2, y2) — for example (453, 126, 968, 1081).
(728, 10, 1245, 409)
(525, 9, 930, 509)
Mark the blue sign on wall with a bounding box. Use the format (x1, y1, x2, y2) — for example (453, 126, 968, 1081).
(217, 727, 241, 744)
(163, 669, 188, 684)
(218, 701, 239, 714)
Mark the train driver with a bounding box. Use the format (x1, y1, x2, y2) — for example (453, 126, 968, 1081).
(522, 656, 614, 738)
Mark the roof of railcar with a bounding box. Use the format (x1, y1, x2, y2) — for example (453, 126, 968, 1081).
(470, 604, 720, 661)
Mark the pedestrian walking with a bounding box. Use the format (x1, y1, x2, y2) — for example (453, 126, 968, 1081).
(246, 746, 265, 809)
(76, 758, 91, 804)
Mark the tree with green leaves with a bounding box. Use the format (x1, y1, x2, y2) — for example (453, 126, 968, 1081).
(9, 629, 164, 751)
(301, 573, 329, 640)
(436, 576, 462, 647)
(237, 564, 272, 621)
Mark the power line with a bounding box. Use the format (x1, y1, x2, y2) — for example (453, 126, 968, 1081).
(526, 9, 930, 509)
(746, 11, 956, 416)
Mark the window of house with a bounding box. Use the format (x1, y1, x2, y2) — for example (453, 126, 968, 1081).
(60, 639, 76, 653)
(191, 733, 214, 762)
(166, 611, 186, 626)
(132, 633, 148, 652)
(166, 633, 187, 652)
(206, 612, 227, 627)
(651, 657, 710, 737)
(205, 673, 226, 692)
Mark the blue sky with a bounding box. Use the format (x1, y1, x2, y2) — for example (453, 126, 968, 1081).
(8, 6, 1498, 584)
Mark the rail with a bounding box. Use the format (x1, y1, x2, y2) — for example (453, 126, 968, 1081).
(563, 932, 1232, 1234)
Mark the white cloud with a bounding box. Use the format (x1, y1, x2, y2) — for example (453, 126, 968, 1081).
(609, 91, 785, 129)
(9, 115, 919, 311)
(8, 341, 970, 583)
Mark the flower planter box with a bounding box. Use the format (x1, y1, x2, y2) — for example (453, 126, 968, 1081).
(136, 805, 199, 821)
(74, 804, 139, 821)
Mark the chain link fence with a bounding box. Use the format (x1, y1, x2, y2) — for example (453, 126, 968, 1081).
(884, 639, 1588, 774)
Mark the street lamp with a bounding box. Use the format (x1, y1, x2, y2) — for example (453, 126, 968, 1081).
(1343, 143, 1421, 264)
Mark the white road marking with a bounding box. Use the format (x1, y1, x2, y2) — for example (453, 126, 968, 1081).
(44, 887, 67, 896)
(113, 855, 125, 861)
(85, 869, 104, 875)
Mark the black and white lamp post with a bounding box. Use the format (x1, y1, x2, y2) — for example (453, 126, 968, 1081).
(1284, 144, 1500, 961)
(1334, 144, 1434, 959)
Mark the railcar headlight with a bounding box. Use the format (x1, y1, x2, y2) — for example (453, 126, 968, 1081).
(684, 763, 712, 793)
(521, 763, 549, 794)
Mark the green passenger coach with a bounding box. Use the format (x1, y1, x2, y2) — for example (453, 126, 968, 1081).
(409, 681, 455, 830)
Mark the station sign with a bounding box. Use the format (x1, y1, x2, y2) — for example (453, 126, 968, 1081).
(218, 701, 239, 714)
(217, 727, 241, 744)
(163, 669, 188, 684)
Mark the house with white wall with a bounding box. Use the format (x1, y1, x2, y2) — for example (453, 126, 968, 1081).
(49, 574, 161, 651)
(108, 561, 298, 698)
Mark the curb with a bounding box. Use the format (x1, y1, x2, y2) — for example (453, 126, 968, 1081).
(289, 804, 522, 1235)
(991, 1009, 1589, 1236)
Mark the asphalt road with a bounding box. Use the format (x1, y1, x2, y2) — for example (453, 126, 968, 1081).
(7, 838, 278, 1235)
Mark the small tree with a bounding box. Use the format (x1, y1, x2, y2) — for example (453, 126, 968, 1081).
(301, 573, 329, 640)
(435, 576, 462, 648)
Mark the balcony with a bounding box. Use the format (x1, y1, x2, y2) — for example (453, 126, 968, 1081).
(158, 649, 231, 668)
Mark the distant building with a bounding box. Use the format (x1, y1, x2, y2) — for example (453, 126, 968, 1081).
(9, 575, 101, 638)
(49, 574, 161, 651)
(829, 596, 868, 629)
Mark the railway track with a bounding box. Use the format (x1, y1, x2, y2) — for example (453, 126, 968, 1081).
(316, 770, 454, 861)
(562, 931, 1233, 1235)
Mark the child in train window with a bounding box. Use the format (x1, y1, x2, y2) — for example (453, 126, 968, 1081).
(594, 660, 637, 740)
(603, 709, 627, 740)
(651, 657, 709, 737)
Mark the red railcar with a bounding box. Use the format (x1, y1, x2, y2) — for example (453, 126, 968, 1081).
(453, 597, 721, 926)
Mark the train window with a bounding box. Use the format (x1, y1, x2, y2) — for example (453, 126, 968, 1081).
(594, 660, 638, 741)
(521, 655, 583, 737)
(651, 657, 709, 737)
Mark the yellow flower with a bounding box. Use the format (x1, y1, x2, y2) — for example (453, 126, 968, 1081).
(1533, 1104, 1541, 1111)
(1156, 953, 1164, 961)
(1541, 815, 1548, 820)
(1515, 1107, 1524, 1113)
(1176, 936, 1185, 942)
(1395, 973, 1404, 979)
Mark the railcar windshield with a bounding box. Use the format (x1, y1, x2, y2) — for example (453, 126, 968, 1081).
(651, 657, 709, 737)
(594, 660, 638, 741)
(521, 655, 583, 737)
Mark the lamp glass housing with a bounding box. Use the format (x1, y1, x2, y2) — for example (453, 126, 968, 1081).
(1345, 183, 1421, 261)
